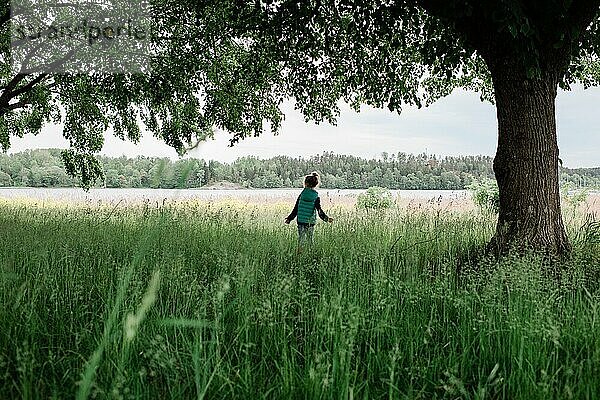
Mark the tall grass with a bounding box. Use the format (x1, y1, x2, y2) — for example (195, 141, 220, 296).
(0, 199, 599, 399)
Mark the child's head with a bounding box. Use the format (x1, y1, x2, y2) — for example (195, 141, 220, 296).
(304, 171, 320, 188)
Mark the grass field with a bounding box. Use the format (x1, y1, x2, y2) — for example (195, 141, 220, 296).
(0, 197, 599, 399)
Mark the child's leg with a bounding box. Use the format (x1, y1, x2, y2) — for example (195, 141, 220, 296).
(306, 225, 315, 245)
(297, 223, 308, 246)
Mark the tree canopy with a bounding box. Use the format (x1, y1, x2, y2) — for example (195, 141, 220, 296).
(0, 0, 285, 186)
(2, 0, 599, 180)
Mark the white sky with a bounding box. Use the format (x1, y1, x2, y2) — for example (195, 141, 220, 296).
(8, 86, 600, 168)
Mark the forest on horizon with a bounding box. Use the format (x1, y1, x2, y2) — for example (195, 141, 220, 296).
(0, 148, 598, 190)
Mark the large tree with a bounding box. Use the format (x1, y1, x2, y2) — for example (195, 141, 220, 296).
(175, 0, 600, 255)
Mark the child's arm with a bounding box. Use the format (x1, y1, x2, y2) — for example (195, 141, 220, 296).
(285, 195, 300, 223)
(315, 197, 333, 222)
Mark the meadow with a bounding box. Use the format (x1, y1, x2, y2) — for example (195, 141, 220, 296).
(0, 196, 599, 399)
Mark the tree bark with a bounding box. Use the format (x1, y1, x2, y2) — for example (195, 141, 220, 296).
(487, 63, 570, 256)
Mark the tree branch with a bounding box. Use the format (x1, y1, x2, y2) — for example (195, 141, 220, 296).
(9, 73, 48, 99)
(19, 49, 76, 75)
(0, 74, 27, 104)
(416, 0, 497, 57)
(567, 0, 600, 34)
(5, 99, 31, 111)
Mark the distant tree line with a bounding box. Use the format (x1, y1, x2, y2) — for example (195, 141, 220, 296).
(0, 149, 598, 190)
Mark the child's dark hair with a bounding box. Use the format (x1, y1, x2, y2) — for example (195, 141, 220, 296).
(304, 171, 320, 188)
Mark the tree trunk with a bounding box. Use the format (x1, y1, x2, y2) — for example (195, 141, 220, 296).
(488, 64, 570, 256)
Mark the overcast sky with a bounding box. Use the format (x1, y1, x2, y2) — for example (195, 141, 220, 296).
(8, 86, 600, 168)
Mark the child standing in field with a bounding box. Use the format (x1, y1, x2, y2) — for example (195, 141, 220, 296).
(285, 172, 333, 247)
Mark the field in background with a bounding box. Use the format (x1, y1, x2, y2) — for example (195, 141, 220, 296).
(0, 187, 597, 210)
(0, 197, 599, 399)
(0, 187, 469, 204)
